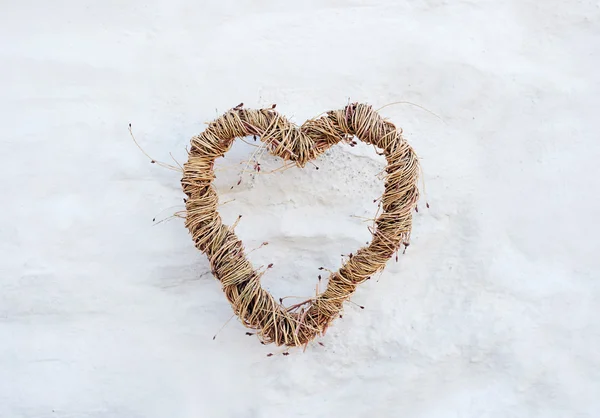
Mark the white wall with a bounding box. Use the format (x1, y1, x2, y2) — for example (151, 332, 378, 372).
(1, 1, 599, 417)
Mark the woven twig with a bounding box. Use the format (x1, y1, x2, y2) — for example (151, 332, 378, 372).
(181, 103, 419, 347)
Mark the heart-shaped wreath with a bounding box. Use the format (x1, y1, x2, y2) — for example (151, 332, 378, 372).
(181, 103, 419, 347)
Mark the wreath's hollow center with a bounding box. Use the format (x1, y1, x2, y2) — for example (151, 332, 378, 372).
(182, 103, 420, 347)
(213, 138, 387, 304)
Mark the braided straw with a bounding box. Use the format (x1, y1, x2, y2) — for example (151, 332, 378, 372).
(182, 103, 419, 347)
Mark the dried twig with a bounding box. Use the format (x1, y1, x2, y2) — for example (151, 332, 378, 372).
(181, 103, 420, 347)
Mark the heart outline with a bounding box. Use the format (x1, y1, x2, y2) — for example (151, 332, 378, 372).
(182, 103, 419, 347)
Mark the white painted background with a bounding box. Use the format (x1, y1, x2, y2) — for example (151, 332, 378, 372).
(1, 1, 599, 417)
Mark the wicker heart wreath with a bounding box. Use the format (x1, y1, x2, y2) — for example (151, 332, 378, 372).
(181, 103, 419, 347)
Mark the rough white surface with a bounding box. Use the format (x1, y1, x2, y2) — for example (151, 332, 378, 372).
(1, 1, 599, 417)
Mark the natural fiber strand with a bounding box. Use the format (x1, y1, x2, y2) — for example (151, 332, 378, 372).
(181, 103, 420, 347)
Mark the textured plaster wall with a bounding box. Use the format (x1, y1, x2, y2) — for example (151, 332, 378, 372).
(1, 1, 599, 417)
